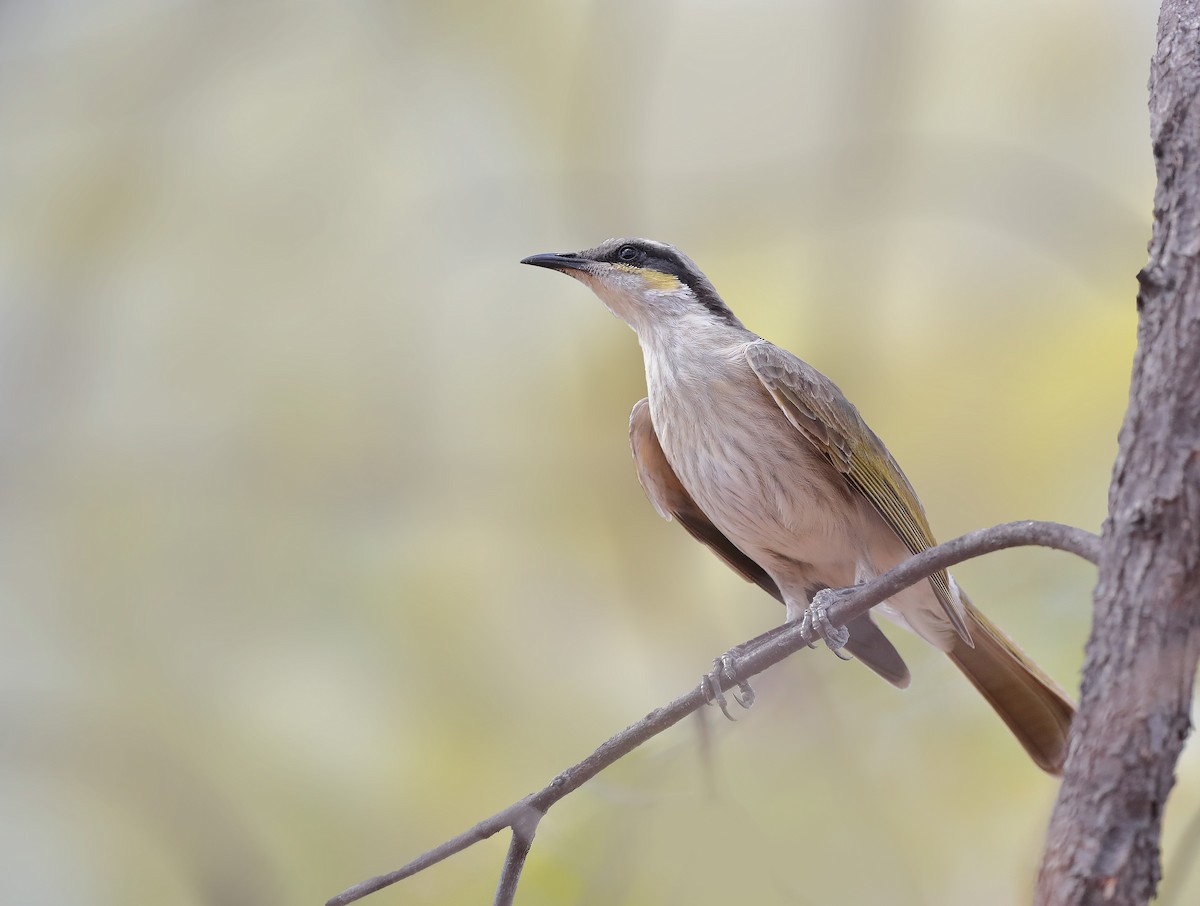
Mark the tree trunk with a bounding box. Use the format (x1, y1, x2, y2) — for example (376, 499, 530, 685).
(1035, 1, 1200, 903)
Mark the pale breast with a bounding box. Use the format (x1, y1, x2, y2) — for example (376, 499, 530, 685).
(645, 343, 863, 591)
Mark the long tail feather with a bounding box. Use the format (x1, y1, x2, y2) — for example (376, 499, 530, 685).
(946, 594, 1075, 774)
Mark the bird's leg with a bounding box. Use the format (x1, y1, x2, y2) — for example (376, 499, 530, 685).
(702, 586, 858, 718)
(704, 625, 805, 716)
(702, 652, 755, 720)
(701, 616, 818, 718)
(801, 587, 852, 658)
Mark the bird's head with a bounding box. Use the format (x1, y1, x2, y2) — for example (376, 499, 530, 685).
(521, 238, 743, 335)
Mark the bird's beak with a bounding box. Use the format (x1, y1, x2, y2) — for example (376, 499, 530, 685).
(520, 252, 591, 273)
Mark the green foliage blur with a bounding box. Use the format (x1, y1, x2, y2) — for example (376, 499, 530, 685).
(3, 1, 1195, 904)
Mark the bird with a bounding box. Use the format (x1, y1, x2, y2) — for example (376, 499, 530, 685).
(521, 237, 1075, 774)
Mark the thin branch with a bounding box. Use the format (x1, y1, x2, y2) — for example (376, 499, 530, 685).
(495, 808, 540, 906)
(326, 519, 1097, 906)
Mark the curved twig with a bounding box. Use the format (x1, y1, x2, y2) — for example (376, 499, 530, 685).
(326, 519, 1098, 906)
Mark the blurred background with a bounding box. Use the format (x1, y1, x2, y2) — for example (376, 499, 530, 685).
(0, 1, 1188, 904)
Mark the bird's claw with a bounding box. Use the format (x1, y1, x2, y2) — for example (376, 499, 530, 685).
(702, 652, 755, 720)
(801, 589, 851, 656)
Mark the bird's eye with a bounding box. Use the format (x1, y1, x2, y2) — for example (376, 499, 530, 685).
(617, 245, 641, 262)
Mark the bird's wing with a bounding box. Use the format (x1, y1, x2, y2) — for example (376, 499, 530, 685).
(743, 340, 970, 643)
(630, 398, 782, 599)
(628, 397, 910, 687)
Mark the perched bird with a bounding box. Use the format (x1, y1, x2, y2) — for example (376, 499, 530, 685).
(522, 237, 1074, 774)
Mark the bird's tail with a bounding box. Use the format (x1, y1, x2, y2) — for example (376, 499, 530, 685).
(947, 594, 1074, 775)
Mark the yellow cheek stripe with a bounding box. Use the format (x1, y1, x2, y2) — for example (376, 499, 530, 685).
(613, 264, 683, 292)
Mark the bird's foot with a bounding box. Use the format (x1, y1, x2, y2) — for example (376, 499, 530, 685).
(801, 588, 852, 660)
(701, 651, 755, 720)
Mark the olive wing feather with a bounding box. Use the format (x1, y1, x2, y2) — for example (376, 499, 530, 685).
(743, 340, 970, 643)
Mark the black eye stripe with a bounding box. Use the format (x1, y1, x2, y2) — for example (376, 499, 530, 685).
(592, 240, 744, 328)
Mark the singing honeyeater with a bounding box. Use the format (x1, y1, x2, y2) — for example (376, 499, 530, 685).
(521, 237, 1075, 774)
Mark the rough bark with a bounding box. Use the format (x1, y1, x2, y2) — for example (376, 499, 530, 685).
(1035, 2, 1200, 903)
